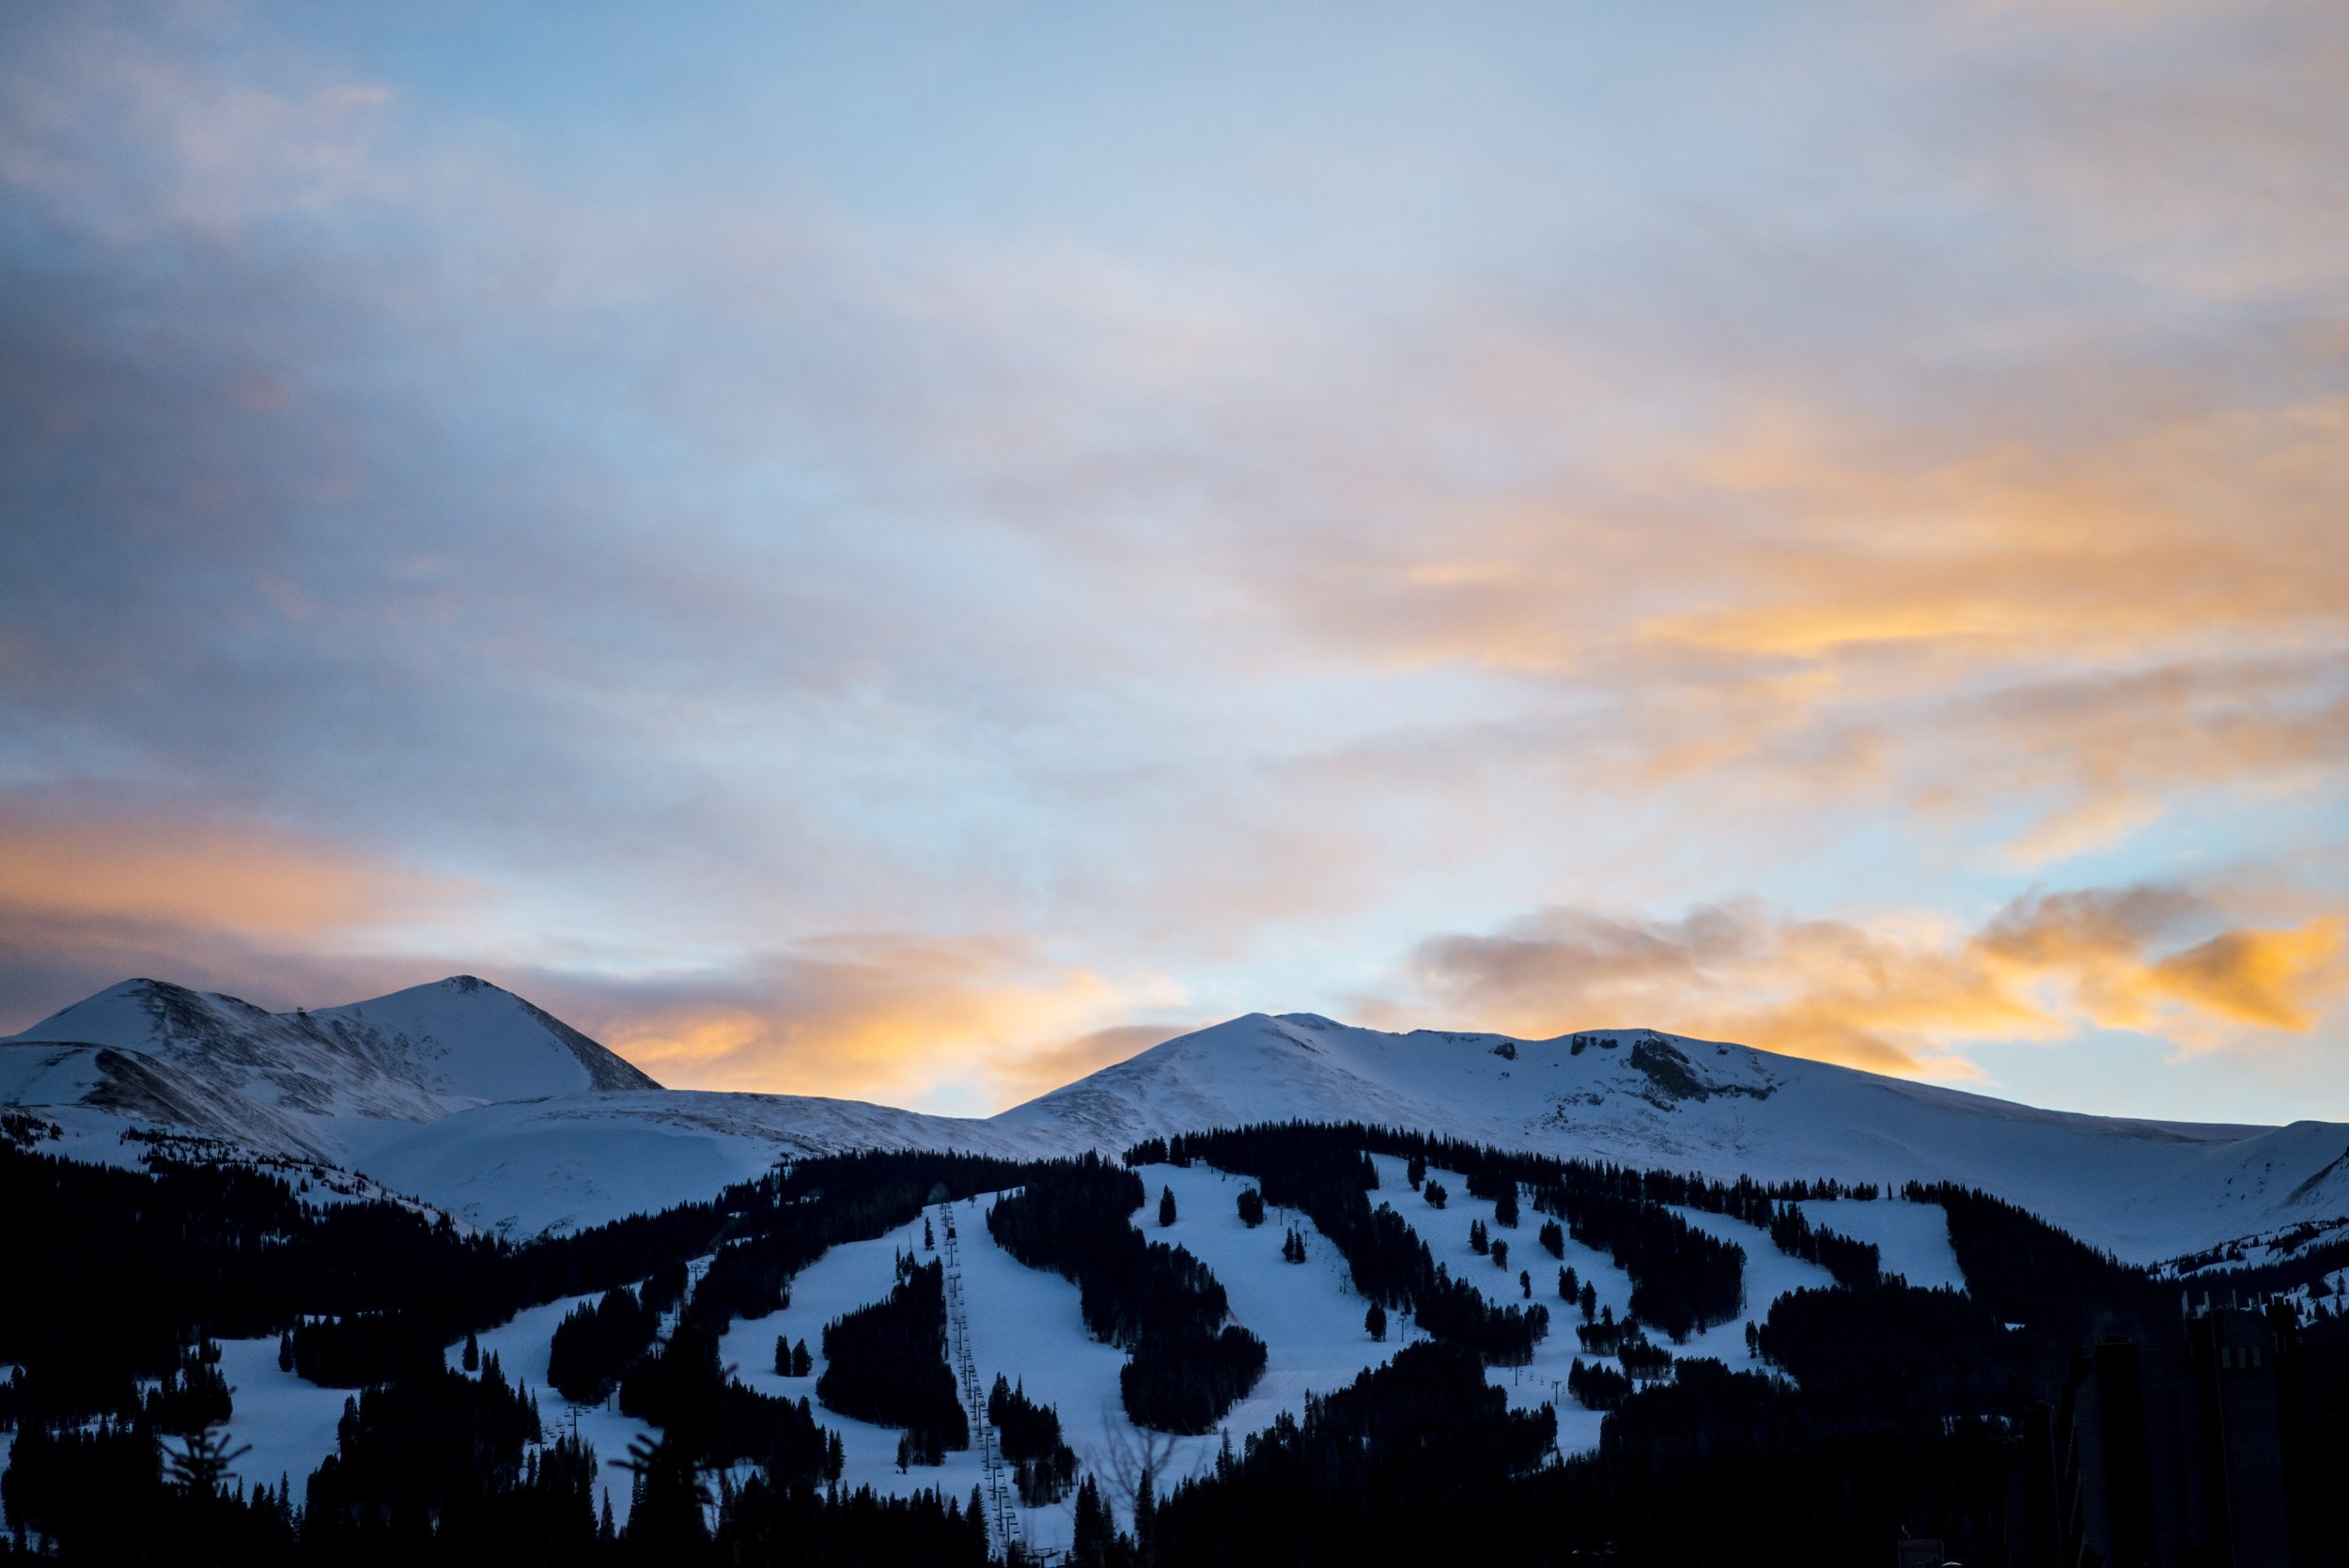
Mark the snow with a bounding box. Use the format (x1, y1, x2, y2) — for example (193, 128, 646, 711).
(15, 983, 2348, 1263)
(442, 1288, 661, 1526)
(358, 1091, 1042, 1240)
(997, 1014, 2327, 1263)
(1349, 1159, 1957, 1451)
(1795, 1199, 1966, 1292)
(1363, 1156, 1633, 1452)
(208, 1337, 349, 1510)
(1131, 1162, 1398, 1434)
(1665, 1206, 1835, 1361)
(708, 1171, 1408, 1550)
(0, 975, 655, 1167)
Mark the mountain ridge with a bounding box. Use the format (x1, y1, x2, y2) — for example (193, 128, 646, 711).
(7, 978, 2346, 1259)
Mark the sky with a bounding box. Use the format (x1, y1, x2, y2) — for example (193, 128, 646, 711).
(1, 1, 2343, 1124)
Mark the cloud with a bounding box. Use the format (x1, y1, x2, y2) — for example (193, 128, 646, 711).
(1391, 884, 2349, 1079)
(0, 794, 471, 942)
(0, 11, 396, 243)
(0, 2, 2344, 1126)
(567, 937, 1190, 1113)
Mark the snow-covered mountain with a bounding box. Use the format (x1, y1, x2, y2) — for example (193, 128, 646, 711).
(8, 981, 2348, 1261)
(0, 975, 659, 1161)
(998, 1013, 2349, 1261)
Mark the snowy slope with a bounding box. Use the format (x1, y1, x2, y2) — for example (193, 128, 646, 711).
(0, 976, 659, 1160)
(996, 1015, 2349, 1262)
(10, 982, 2348, 1262)
(357, 1091, 1051, 1238)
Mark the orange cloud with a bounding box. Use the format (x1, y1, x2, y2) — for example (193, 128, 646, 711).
(1392, 886, 2349, 1079)
(585, 936, 1189, 1111)
(2146, 918, 2349, 1032)
(1235, 391, 2349, 867)
(0, 798, 468, 941)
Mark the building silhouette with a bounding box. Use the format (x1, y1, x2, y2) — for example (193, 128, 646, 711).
(2045, 1297, 2326, 1567)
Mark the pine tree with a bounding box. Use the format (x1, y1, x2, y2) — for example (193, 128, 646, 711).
(462, 1329, 480, 1373)
(1492, 1238, 1509, 1271)
(1470, 1219, 1489, 1255)
(1407, 1152, 1427, 1189)
(1424, 1180, 1447, 1208)
(1494, 1183, 1520, 1228)
(1237, 1188, 1266, 1227)
(925, 1216, 936, 1249)
(1365, 1302, 1388, 1341)
(1559, 1265, 1579, 1302)
(277, 1329, 294, 1374)
(1159, 1186, 1177, 1227)
(163, 1422, 252, 1500)
(1519, 1269, 1532, 1299)
(1073, 1476, 1112, 1566)
(1134, 1466, 1158, 1557)
(1579, 1281, 1597, 1321)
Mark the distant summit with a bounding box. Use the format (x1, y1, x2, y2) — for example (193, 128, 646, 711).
(0, 973, 658, 1158)
(7, 982, 2349, 1261)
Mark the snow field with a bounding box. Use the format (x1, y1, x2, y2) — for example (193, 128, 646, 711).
(441, 1286, 661, 1526)
(1364, 1157, 1635, 1452)
(705, 1172, 1397, 1549)
(1358, 1164, 1977, 1450)
(715, 1210, 1003, 1536)
(1663, 1206, 1834, 1367)
(0, 1171, 1983, 1547)
(1794, 1198, 1965, 1292)
(205, 1335, 350, 1514)
(1126, 1163, 1408, 1447)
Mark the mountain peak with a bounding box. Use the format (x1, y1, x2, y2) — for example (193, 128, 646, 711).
(3, 971, 661, 1157)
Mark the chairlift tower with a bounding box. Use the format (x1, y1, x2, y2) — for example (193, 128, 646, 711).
(939, 1200, 1025, 1560)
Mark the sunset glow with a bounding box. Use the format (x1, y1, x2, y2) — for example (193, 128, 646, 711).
(2, 1, 2342, 1120)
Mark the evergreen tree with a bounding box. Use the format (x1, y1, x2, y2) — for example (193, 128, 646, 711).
(1492, 1239, 1509, 1271)
(1424, 1181, 1448, 1209)
(1579, 1281, 1597, 1322)
(1470, 1219, 1489, 1255)
(621, 1433, 710, 1554)
(1494, 1184, 1520, 1228)
(1133, 1466, 1158, 1559)
(1237, 1188, 1267, 1228)
(163, 1422, 252, 1500)
(1520, 1269, 1532, 1300)
(1159, 1186, 1177, 1227)
(1365, 1302, 1388, 1342)
(461, 1329, 480, 1373)
(1407, 1153, 1427, 1190)
(277, 1329, 294, 1374)
(1072, 1475, 1112, 1566)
